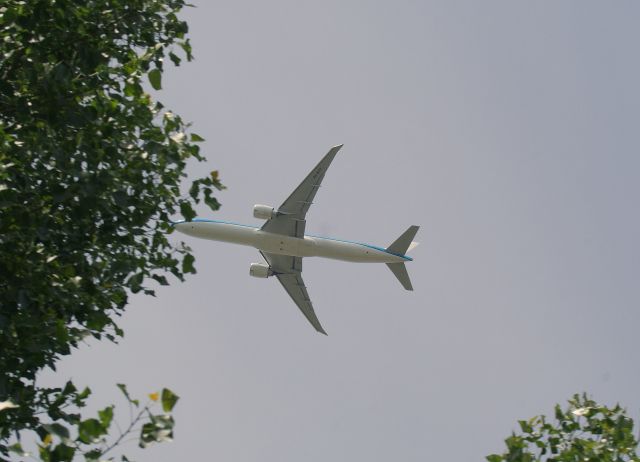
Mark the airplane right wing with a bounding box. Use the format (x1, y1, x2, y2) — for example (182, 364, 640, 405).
(260, 251, 327, 335)
(261, 144, 343, 238)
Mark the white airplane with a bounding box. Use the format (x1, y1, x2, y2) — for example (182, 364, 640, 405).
(173, 145, 419, 334)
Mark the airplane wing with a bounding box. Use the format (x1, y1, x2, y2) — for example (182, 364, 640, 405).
(261, 144, 343, 238)
(260, 251, 327, 335)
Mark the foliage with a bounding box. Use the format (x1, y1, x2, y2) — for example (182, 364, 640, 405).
(0, 0, 222, 453)
(487, 394, 640, 462)
(1, 383, 179, 462)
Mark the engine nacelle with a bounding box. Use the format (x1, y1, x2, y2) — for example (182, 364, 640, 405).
(249, 262, 273, 278)
(253, 204, 276, 220)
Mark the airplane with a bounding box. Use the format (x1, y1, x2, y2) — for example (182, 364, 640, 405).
(173, 145, 419, 334)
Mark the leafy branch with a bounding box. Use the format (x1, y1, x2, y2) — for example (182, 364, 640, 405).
(1, 383, 179, 462)
(487, 393, 640, 462)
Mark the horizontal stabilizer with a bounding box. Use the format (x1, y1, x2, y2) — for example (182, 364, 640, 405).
(386, 263, 413, 291)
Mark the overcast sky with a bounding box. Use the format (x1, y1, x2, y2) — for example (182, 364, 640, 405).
(41, 1, 640, 461)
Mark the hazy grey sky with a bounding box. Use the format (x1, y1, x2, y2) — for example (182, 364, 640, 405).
(42, 2, 640, 461)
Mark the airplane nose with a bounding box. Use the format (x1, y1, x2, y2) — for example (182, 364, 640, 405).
(172, 221, 190, 234)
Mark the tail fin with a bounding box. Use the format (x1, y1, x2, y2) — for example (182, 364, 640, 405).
(386, 263, 413, 291)
(386, 226, 419, 291)
(387, 225, 420, 256)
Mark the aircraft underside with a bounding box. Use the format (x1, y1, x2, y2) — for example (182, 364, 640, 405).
(173, 145, 418, 334)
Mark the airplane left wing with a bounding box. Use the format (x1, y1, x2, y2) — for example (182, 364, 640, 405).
(261, 144, 343, 238)
(260, 251, 327, 335)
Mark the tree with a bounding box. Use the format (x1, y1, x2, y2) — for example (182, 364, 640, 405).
(487, 394, 640, 462)
(0, 0, 221, 457)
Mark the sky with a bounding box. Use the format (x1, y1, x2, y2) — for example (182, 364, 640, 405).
(40, 1, 640, 461)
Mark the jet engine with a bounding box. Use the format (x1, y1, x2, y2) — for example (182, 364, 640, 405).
(253, 204, 276, 220)
(249, 263, 273, 278)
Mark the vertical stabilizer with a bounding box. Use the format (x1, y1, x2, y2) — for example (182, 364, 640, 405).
(386, 263, 413, 291)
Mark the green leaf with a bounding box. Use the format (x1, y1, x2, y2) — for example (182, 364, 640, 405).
(78, 418, 103, 444)
(43, 423, 70, 439)
(117, 383, 134, 405)
(38, 444, 52, 462)
(98, 405, 114, 429)
(161, 388, 180, 412)
(182, 254, 195, 274)
(51, 443, 75, 462)
(152, 274, 169, 286)
(128, 272, 144, 293)
(179, 201, 196, 221)
(85, 449, 103, 462)
(204, 192, 221, 211)
(139, 422, 155, 448)
(179, 40, 193, 60)
(190, 133, 205, 142)
(148, 69, 162, 90)
(518, 420, 532, 433)
(140, 414, 175, 447)
(61, 381, 77, 396)
(169, 51, 182, 66)
(76, 386, 91, 404)
(486, 455, 503, 462)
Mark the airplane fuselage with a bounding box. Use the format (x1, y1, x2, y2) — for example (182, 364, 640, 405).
(174, 219, 412, 264)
